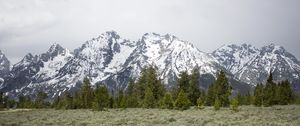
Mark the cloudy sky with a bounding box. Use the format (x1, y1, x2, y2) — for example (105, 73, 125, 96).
(0, 0, 299, 63)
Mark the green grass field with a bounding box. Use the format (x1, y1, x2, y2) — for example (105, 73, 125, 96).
(1, 105, 300, 126)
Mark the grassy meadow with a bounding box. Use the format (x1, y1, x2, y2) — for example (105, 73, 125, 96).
(0, 105, 300, 126)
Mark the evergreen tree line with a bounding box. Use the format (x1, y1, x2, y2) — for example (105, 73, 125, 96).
(0, 66, 299, 111)
(0, 91, 50, 109)
(253, 73, 294, 107)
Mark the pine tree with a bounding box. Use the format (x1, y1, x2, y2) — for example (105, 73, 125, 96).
(214, 97, 221, 111)
(174, 90, 191, 110)
(72, 91, 81, 109)
(120, 96, 128, 109)
(237, 93, 244, 105)
(125, 78, 139, 108)
(244, 92, 252, 105)
(205, 83, 215, 106)
(34, 91, 47, 108)
(177, 71, 190, 93)
(62, 91, 73, 109)
(279, 80, 293, 105)
(146, 66, 165, 102)
(6, 99, 16, 109)
(52, 96, 61, 109)
(236, 92, 251, 105)
(0, 92, 4, 110)
(135, 65, 166, 108)
(2, 95, 8, 109)
(114, 90, 124, 108)
(188, 68, 201, 106)
(126, 78, 135, 96)
(160, 92, 174, 109)
(197, 96, 205, 109)
(93, 85, 109, 111)
(143, 87, 155, 108)
(230, 98, 239, 112)
(109, 96, 114, 108)
(18, 95, 26, 108)
(214, 70, 231, 107)
(80, 77, 94, 108)
(136, 68, 148, 105)
(23, 96, 33, 108)
(254, 83, 264, 106)
(263, 73, 276, 107)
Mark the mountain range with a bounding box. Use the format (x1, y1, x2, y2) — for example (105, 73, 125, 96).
(0, 31, 299, 98)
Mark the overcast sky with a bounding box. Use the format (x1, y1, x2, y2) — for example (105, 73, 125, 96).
(0, 0, 299, 64)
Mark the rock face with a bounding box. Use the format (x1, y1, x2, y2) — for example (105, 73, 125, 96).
(0, 50, 10, 88)
(0, 31, 299, 98)
(1, 44, 73, 97)
(212, 44, 300, 90)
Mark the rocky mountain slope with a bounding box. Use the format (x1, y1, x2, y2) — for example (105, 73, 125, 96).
(0, 50, 10, 88)
(0, 31, 299, 98)
(212, 44, 300, 90)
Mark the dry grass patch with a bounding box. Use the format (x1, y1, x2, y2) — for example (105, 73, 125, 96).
(0, 106, 300, 126)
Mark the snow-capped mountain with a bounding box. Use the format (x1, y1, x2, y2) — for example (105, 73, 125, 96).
(2, 31, 137, 97)
(1, 31, 231, 98)
(212, 44, 260, 74)
(0, 50, 10, 88)
(1, 44, 73, 96)
(120, 33, 222, 88)
(51, 31, 136, 92)
(0, 31, 299, 98)
(213, 44, 300, 89)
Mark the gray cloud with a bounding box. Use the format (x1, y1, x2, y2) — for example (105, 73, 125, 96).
(0, 0, 299, 63)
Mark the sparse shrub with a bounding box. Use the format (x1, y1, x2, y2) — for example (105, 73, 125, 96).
(230, 99, 239, 112)
(168, 117, 176, 122)
(197, 96, 205, 109)
(160, 92, 174, 109)
(214, 97, 221, 111)
(174, 90, 190, 110)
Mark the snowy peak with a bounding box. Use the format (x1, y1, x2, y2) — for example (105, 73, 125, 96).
(142, 33, 177, 42)
(125, 33, 220, 87)
(47, 31, 137, 89)
(15, 44, 71, 68)
(261, 43, 282, 52)
(139, 32, 201, 58)
(15, 53, 38, 67)
(24, 53, 35, 61)
(47, 43, 67, 55)
(141, 33, 192, 48)
(2, 44, 73, 92)
(40, 43, 71, 62)
(258, 44, 300, 74)
(214, 43, 259, 56)
(213, 43, 300, 86)
(260, 44, 299, 63)
(75, 31, 130, 57)
(212, 44, 259, 74)
(73, 31, 135, 70)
